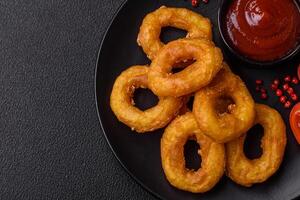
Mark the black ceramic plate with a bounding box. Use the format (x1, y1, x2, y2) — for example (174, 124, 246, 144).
(95, 0, 300, 199)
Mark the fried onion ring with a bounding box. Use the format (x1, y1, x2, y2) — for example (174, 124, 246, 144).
(193, 65, 255, 143)
(148, 39, 223, 97)
(137, 6, 212, 60)
(161, 112, 225, 193)
(110, 65, 183, 133)
(226, 104, 286, 187)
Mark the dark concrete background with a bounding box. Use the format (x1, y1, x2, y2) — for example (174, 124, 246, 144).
(0, 0, 154, 199)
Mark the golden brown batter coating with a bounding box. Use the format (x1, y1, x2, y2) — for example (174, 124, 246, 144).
(193, 65, 255, 143)
(226, 104, 286, 187)
(137, 6, 212, 60)
(148, 39, 223, 97)
(161, 112, 225, 193)
(110, 66, 183, 133)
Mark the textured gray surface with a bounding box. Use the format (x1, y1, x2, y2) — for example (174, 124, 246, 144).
(0, 0, 154, 199)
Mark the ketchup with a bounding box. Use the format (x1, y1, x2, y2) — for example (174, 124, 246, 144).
(224, 0, 300, 62)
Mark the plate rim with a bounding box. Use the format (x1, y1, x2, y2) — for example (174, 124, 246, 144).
(94, 0, 163, 199)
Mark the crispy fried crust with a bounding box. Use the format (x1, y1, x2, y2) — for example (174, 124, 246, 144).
(148, 38, 223, 97)
(161, 112, 225, 193)
(193, 65, 255, 143)
(110, 66, 183, 133)
(226, 104, 287, 187)
(137, 6, 212, 60)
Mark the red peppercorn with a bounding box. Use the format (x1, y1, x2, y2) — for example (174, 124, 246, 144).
(276, 89, 283, 97)
(284, 101, 292, 108)
(260, 88, 266, 93)
(261, 93, 268, 99)
(287, 87, 294, 94)
(273, 79, 280, 85)
(279, 96, 287, 104)
(284, 75, 291, 82)
(255, 79, 263, 85)
(202, 0, 209, 3)
(283, 83, 289, 90)
(271, 83, 278, 90)
(291, 93, 298, 101)
(292, 77, 299, 84)
(255, 86, 261, 91)
(192, 0, 199, 7)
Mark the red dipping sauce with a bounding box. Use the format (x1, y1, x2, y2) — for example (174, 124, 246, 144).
(224, 0, 300, 62)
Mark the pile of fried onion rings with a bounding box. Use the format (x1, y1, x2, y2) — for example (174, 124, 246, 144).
(110, 6, 287, 193)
